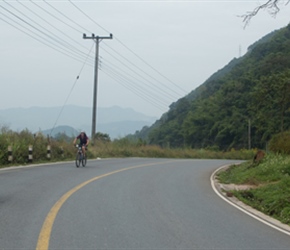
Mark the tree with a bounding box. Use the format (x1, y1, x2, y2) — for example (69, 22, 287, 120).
(250, 70, 290, 142)
(94, 132, 111, 143)
(242, 0, 290, 26)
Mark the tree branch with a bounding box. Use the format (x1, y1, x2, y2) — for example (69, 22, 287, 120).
(241, 0, 289, 28)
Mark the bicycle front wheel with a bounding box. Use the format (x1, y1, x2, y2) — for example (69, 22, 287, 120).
(82, 155, 87, 167)
(75, 153, 81, 168)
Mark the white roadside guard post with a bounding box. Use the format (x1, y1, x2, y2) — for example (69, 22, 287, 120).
(47, 145, 51, 160)
(28, 145, 33, 163)
(8, 146, 13, 163)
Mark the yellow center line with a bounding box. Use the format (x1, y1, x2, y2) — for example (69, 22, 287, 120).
(36, 160, 174, 250)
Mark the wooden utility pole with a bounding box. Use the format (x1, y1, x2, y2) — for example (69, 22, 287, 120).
(83, 33, 113, 145)
(248, 118, 251, 149)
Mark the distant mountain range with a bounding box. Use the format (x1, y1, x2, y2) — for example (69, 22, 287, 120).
(0, 105, 157, 139)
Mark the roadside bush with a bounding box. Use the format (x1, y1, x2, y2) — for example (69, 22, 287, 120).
(217, 153, 290, 184)
(50, 139, 75, 160)
(268, 131, 290, 154)
(0, 128, 78, 166)
(0, 133, 9, 165)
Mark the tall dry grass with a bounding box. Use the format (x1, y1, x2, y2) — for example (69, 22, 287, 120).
(0, 127, 255, 168)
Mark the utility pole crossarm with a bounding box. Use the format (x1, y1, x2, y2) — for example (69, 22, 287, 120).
(83, 33, 113, 145)
(83, 33, 113, 40)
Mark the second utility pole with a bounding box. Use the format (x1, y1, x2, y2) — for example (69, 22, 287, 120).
(83, 33, 113, 145)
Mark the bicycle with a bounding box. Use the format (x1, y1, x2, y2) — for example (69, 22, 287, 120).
(75, 144, 87, 167)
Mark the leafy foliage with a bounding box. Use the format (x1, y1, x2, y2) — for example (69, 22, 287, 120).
(134, 24, 290, 151)
(94, 132, 111, 143)
(268, 131, 290, 154)
(0, 128, 75, 166)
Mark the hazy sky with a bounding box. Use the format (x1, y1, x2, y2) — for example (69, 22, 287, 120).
(1, 0, 290, 118)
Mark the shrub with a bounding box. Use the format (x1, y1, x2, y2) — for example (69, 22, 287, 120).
(268, 131, 290, 154)
(0, 128, 78, 166)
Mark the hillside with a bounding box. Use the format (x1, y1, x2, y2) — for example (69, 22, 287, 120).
(132, 24, 290, 150)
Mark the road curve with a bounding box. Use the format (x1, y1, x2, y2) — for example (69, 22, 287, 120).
(0, 158, 289, 249)
(211, 165, 290, 237)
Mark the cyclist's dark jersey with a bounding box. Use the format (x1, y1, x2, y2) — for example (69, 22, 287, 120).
(77, 134, 88, 145)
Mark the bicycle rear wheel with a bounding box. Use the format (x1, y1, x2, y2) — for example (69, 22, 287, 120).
(75, 153, 81, 168)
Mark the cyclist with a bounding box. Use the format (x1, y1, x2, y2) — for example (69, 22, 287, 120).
(73, 131, 89, 157)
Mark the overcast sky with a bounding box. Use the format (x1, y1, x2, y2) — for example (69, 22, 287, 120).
(1, 0, 290, 118)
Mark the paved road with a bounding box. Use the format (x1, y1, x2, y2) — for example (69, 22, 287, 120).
(0, 158, 290, 249)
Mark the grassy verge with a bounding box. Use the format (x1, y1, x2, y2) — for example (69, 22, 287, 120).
(0, 129, 255, 167)
(217, 153, 290, 225)
(88, 140, 255, 160)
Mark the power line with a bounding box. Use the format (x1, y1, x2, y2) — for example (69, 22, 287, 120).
(33, 0, 173, 107)
(1, 1, 187, 117)
(43, 0, 91, 34)
(101, 68, 168, 113)
(68, 0, 108, 33)
(100, 58, 176, 105)
(114, 37, 188, 95)
(68, 0, 188, 96)
(2, 1, 94, 63)
(0, 4, 93, 64)
(33, 1, 185, 104)
(49, 42, 95, 137)
(101, 43, 183, 99)
(100, 45, 180, 101)
(16, 0, 93, 55)
(101, 62, 170, 107)
(29, 0, 84, 34)
(0, 10, 93, 66)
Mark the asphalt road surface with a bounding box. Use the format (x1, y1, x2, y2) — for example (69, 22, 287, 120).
(1, 158, 290, 250)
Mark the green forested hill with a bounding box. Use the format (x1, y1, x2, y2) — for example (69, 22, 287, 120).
(133, 24, 290, 150)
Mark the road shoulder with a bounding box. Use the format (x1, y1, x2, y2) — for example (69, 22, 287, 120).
(211, 164, 290, 236)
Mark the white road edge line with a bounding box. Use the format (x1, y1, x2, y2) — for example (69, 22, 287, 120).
(0, 158, 106, 171)
(211, 164, 290, 237)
